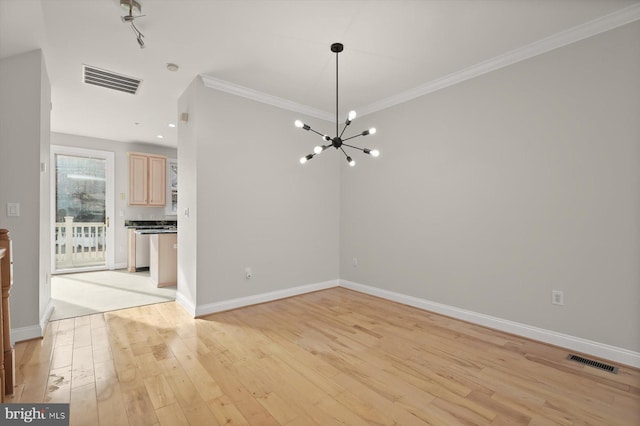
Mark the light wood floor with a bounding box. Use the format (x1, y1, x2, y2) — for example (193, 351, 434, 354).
(7, 288, 640, 425)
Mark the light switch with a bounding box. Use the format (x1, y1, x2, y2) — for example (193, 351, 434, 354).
(7, 203, 20, 217)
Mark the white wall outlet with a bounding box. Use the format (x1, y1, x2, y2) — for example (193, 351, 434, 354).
(245, 267, 252, 279)
(352, 257, 358, 267)
(551, 290, 564, 306)
(7, 203, 20, 217)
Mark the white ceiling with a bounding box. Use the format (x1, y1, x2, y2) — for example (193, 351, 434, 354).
(1, 0, 639, 147)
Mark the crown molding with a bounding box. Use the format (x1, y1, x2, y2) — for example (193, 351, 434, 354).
(356, 3, 640, 117)
(200, 74, 333, 121)
(200, 4, 640, 121)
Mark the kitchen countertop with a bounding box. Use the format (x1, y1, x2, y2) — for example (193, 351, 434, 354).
(125, 219, 177, 228)
(134, 229, 177, 234)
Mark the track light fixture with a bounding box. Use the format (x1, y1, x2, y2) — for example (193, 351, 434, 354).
(132, 22, 145, 48)
(295, 43, 379, 167)
(121, 0, 146, 49)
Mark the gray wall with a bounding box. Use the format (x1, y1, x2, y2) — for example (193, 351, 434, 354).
(340, 21, 640, 352)
(178, 79, 340, 311)
(176, 78, 199, 311)
(51, 133, 177, 267)
(0, 50, 51, 332)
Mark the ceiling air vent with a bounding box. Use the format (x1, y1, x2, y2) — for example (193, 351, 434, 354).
(567, 354, 618, 373)
(83, 65, 142, 95)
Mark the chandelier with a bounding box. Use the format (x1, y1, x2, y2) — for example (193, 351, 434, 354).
(295, 43, 379, 167)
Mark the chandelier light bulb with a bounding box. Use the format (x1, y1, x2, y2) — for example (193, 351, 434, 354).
(347, 156, 355, 167)
(294, 120, 304, 128)
(348, 110, 357, 121)
(370, 149, 380, 157)
(369, 127, 377, 135)
(314, 145, 323, 154)
(322, 135, 331, 142)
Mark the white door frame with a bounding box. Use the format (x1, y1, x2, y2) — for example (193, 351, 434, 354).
(50, 145, 115, 273)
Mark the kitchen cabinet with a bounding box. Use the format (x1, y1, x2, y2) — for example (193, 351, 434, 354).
(150, 232, 177, 287)
(128, 152, 166, 206)
(125, 220, 177, 273)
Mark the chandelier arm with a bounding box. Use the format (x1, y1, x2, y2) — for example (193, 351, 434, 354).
(341, 133, 363, 143)
(306, 127, 325, 138)
(341, 143, 365, 152)
(339, 146, 350, 158)
(339, 122, 350, 139)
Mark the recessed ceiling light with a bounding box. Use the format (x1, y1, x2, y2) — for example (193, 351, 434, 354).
(157, 135, 164, 139)
(168, 123, 176, 128)
(166, 63, 179, 72)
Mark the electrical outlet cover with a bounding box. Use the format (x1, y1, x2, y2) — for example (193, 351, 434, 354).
(552, 290, 564, 305)
(7, 203, 20, 217)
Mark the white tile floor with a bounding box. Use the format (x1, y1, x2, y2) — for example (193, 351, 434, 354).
(50, 269, 176, 320)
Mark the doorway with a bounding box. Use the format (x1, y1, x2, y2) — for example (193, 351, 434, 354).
(51, 145, 115, 273)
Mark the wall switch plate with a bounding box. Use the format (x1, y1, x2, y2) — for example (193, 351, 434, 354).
(352, 257, 358, 267)
(7, 203, 20, 217)
(245, 267, 252, 279)
(552, 290, 564, 306)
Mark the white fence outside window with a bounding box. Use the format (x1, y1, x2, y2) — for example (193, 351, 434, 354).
(55, 216, 106, 269)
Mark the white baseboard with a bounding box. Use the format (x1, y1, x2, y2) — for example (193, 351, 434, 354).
(11, 300, 55, 344)
(175, 290, 196, 317)
(40, 299, 55, 333)
(11, 325, 42, 344)
(195, 280, 339, 317)
(339, 279, 640, 368)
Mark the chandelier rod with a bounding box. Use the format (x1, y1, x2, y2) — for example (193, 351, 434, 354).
(335, 47, 339, 139)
